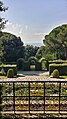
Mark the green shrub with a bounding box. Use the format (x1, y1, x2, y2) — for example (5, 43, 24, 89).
(17, 58, 24, 70)
(7, 69, 14, 78)
(0, 68, 6, 76)
(39, 58, 47, 70)
(45, 60, 49, 71)
(28, 56, 42, 71)
(49, 60, 67, 64)
(28, 56, 38, 63)
(51, 69, 59, 78)
(0, 84, 3, 119)
(48, 60, 67, 72)
(49, 63, 67, 75)
(0, 65, 17, 75)
(24, 61, 30, 71)
(35, 62, 42, 71)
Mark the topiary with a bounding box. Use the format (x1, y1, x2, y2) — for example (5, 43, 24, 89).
(0, 68, 6, 76)
(51, 69, 59, 78)
(0, 84, 3, 119)
(17, 58, 24, 71)
(7, 69, 14, 78)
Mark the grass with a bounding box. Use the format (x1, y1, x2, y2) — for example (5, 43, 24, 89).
(59, 76, 67, 79)
(0, 76, 7, 79)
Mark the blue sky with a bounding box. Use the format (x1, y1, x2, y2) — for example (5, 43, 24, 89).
(1, 0, 67, 45)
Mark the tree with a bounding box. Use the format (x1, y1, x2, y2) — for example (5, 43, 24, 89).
(24, 45, 39, 60)
(0, 1, 8, 61)
(36, 46, 45, 59)
(43, 24, 67, 60)
(0, 32, 25, 62)
(0, 1, 8, 30)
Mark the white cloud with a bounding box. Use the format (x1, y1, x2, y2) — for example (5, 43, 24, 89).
(6, 21, 13, 26)
(3, 22, 44, 44)
(19, 28, 23, 34)
(34, 32, 45, 36)
(2, 21, 24, 41)
(25, 25, 28, 30)
(6, 21, 22, 29)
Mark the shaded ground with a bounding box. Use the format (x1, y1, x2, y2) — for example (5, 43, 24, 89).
(17, 71, 49, 76)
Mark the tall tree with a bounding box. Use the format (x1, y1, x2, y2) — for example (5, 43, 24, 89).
(0, 1, 8, 30)
(36, 46, 45, 59)
(43, 24, 67, 60)
(0, 33, 25, 62)
(24, 45, 39, 60)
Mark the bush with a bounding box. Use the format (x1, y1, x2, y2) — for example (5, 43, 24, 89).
(24, 61, 30, 71)
(49, 63, 67, 75)
(51, 69, 59, 78)
(0, 84, 3, 119)
(45, 60, 49, 71)
(49, 60, 67, 64)
(17, 58, 24, 71)
(48, 60, 67, 71)
(0, 65, 17, 75)
(0, 68, 6, 76)
(35, 62, 42, 71)
(7, 69, 14, 78)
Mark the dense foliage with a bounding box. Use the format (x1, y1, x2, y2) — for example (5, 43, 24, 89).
(7, 68, 14, 78)
(36, 46, 45, 59)
(0, 64, 17, 75)
(43, 24, 67, 60)
(0, 32, 25, 62)
(17, 58, 24, 70)
(0, 1, 8, 30)
(51, 69, 59, 78)
(49, 63, 67, 75)
(0, 32, 39, 62)
(25, 45, 39, 60)
(0, 84, 2, 119)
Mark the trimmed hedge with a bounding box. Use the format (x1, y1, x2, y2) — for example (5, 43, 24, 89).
(47, 60, 67, 71)
(28, 56, 38, 63)
(49, 63, 67, 75)
(0, 84, 2, 118)
(7, 69, 14, 78)
(24, 61, 30, 71)
(0, 68, 6, 76)
(51, 69, 59, 78)
(0, 65, 17, 75)
(28, 57, 42, 71)
(17, 57, 43, 71)
(17, 58, 24, 71)
(49, 60, 67, 64)
(35, 62, 42, 71)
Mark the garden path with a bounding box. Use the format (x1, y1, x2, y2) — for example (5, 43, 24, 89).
(0, 71, 67, 82)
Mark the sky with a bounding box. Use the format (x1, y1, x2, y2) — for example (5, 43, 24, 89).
(1, 0, 67, 45)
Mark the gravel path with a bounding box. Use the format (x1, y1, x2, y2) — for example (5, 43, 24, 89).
(0, 71, 67, 82)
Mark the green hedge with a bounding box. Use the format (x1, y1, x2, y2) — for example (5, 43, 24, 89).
(24, 61, 30, 71)
(0, 65, 17, 75)
(47, 60, 67, 71)
(17, 57, 43, 71)
(35, 62, 42, 71)
(49, 60, 67, 64)
(17, 58, 24, 71)
(49, 63, 67, 75)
